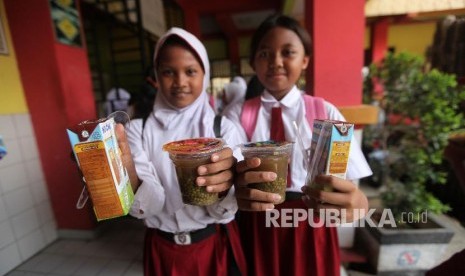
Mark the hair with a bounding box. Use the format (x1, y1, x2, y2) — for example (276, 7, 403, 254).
(245, 75, 265, 100)
(155, 35, 205, 72)
(249, 14, 312, 66)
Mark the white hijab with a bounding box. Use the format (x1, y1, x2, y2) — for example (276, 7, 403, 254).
(143, 28, 217, 215)
(151, 27, 215, 135)
(127, 29, 246, 224)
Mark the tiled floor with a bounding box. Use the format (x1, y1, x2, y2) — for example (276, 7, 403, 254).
(6, 217, 145, 276)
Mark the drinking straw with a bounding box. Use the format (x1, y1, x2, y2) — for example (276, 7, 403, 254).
(293, 121, 308, 168)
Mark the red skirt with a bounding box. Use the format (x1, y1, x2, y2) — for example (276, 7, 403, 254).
(144, 221, 247, 276)
(238, 198, 340, 276)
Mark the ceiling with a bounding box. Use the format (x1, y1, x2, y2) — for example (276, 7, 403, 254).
(173, 0, 285, 38)
(199, 9, 278, 36)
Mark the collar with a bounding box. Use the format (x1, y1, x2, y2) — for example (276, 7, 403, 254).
(261, 86, 302, 109)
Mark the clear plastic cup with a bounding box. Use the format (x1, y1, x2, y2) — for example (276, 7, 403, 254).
(240, 141, 293, 204)
(163, 138, 224, 206)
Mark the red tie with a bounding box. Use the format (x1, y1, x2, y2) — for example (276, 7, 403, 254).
(270, 107, 285, 142)
(270, 107, 291, 187)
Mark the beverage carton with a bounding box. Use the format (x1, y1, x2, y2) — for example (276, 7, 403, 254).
(67, 117, 134, 221)
(306, 119, 354, 191)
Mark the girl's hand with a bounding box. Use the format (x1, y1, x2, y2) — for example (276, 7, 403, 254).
(234, 157, 283, 211)
(301, 175, 368, 223)
(196, 147, 236, 194)
(115, 124, 140, 192)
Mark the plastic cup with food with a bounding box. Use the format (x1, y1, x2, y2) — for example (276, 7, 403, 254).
(163, 138, 224, 206)
(239, 141, 293, 204)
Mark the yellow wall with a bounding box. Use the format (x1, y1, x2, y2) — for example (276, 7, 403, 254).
(388, 22, 436, 56)
(204, 39, 227, 60)
(239, 36, 251, 57)
(364, 26, 371, 49)
(0, 0, 28, 114)
(204, 36, 251, 60)
(365, 21, 436, 58)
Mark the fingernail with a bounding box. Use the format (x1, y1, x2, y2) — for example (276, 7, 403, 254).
(265, 205, 275, 211)
(211, 154, 219, 162)
(206, 186, 213, 192)
(198, 166, 207, 175)
(197, 178, 206, 186)
(268, 172, 277, 180)
(272, 194, 281, 202)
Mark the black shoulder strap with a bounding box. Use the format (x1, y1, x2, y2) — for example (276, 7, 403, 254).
(141, 113, 150, 141)
(142, 113, 149, 131)
(214, 115, 222, 138)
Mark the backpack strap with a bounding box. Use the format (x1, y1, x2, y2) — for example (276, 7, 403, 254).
(240, 95, 327, 139)
(303, 94, 327, 127)
(214, 115, 222, 138)
(141, 113, 150, 141)
(240, 97, 261, 140)
(142, 113, 150, 131)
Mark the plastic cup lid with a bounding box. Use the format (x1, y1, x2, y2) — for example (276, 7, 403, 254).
(163, 137, 224, 155)
(240, 140, 293, 155)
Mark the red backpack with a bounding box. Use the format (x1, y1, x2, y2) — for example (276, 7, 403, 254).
(240, 94, 328, 140)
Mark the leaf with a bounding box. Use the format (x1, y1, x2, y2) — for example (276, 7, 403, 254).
(365, 52, 465, 219)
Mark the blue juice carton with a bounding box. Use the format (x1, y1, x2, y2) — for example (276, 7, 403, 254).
(67, 117, 134, 221)
(306, 119, 354, 191)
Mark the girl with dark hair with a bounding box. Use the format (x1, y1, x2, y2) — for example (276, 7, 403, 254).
(226, 14, 372, 276)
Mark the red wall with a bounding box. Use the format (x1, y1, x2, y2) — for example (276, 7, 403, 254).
(5, 0, 97, 230)
(308, 0, 365, 106)
(371, 18, 389, 64)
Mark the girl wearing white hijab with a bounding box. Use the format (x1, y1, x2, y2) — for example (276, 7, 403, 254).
(125, 28, 247, 275)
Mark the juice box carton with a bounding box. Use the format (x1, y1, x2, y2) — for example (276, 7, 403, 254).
(306, 119, 354, 191)
(67, 117, 134, 221)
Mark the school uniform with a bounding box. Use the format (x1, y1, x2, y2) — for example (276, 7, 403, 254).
(126, 28, 247, 276)
(226, 86, 372, 276)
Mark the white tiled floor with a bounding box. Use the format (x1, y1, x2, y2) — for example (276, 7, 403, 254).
(5, 217, 145, 276)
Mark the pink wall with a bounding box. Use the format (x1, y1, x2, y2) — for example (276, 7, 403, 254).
(5, 0, 97, 230)
(308, 0, 365, 106)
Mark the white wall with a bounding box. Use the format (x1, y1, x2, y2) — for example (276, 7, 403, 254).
(0, 113, 57, 275)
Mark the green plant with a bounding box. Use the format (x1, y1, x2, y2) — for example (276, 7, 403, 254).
(364, 52, 465, 222)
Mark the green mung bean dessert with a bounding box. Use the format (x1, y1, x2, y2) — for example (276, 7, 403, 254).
(240, 141, 293, 204)
(163, 138, 224, 206)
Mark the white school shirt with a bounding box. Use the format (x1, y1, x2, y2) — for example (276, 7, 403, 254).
(125, 27, 246, 233)
(225, 85, 372, 192)
(126, 110, 244, 232)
